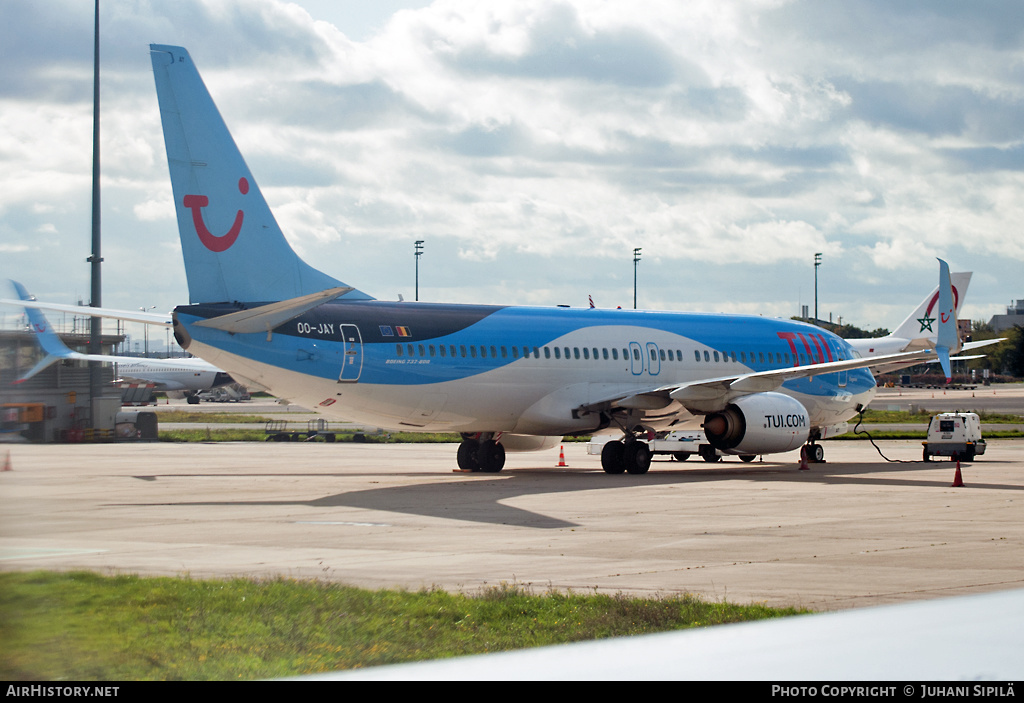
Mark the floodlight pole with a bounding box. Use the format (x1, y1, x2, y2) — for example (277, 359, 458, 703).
(633, 247, 642, 309)
(414, 240, 424, 302)
(88, 0, 104, 415)
(814, 252, 822, 324)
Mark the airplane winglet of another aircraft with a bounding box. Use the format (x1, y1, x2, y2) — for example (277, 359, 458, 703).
(8, 280, 89, 383)
(935, 258, 960, 383)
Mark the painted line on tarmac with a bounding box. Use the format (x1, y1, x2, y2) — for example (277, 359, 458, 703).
(0, 547, 107, 561)
(294, 520, 392, 527)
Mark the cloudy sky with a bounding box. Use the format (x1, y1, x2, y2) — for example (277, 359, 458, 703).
(1, 0, 1022, 350)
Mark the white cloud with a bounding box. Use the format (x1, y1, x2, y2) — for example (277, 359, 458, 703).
(0, 0, 1021, 333)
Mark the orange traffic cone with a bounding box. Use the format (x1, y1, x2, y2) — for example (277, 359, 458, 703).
(2, 451, 10, 472)
(798, 447, 810, 471)
(557, 446, 568, 467)
(951, 457, 964, 488)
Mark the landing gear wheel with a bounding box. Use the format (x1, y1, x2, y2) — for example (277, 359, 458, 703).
(457, 441, 480, 471)
(699, 446, 721, 463)
(601, 440, 626, 474)
(740, 455, 756, 463)
(477, 440, 506, 473)
(811, 444, 825, 463)
(625, 442, 652, 474)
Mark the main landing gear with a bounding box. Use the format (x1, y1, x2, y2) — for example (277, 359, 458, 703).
(457, 434, 506, 473)
(601, 436, 652, 475)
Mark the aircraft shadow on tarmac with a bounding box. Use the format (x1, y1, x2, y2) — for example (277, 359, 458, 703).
(125, 456, 1024, 529)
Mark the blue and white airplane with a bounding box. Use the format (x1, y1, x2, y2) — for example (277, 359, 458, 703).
(8, 280, 232, 395)
(149, 44, 961, 474)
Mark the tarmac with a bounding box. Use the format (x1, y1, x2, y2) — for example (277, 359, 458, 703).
(2, 433, 1022, 612)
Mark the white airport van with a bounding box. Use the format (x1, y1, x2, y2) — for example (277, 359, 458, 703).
(922, 412, 986, 461)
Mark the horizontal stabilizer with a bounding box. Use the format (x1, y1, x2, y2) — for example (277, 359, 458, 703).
(192, 287, 353, 335)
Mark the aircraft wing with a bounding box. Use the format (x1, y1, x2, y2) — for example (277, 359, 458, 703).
(580, 346, 942, 419)
(664, 347, 938, 414)
(0, 290, 172, 327)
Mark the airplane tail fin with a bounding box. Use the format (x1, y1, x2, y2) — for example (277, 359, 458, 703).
(935, 259, 961, 383)
(149, 45, 373, 305)
(888, 271, 971, 348)
(9, 281, 82, 383)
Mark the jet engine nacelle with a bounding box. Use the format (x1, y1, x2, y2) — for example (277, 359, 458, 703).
(702, 392, 810, 455)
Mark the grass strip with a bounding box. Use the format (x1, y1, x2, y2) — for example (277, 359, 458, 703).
(0, 571, 806, 680)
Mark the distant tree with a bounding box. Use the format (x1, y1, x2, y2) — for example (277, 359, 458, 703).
(1004, 326, 1024, 377)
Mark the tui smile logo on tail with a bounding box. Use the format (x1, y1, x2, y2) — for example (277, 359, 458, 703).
(183, 177, 249, 252)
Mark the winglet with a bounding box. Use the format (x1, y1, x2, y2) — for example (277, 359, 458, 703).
(8, 280, 83, 383)
(935, 259, 960, 383)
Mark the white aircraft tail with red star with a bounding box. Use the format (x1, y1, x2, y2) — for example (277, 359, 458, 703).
(848, 271, 970, 357)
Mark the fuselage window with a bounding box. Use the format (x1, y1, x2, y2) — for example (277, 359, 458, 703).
(554, 347, 561, 359)
(511, 347, 518, 359)
(612, 348, 619, 360)
(650, 348, 657, 360)
(583, 348, 590, 359)
(479, 346, 486, 358)
(740, 351, 746, 363)
(544, 346, 551, 359)
(407, 344, 415, 357)
(428, 345, 435, 357)
(592, 347, 599, 359)
(563, 347, 570, 359)
(533, 347, 540, 358)
(470, 346, 477, 358)
(396, 344, 403, 357)
(574, 347, 581, 360)
(694, 350, 701, 362)
(490, 346, 497, 358)
(633, 348, 641, 361)
(603, 348, 609, 360)
(501, 346, 508, 358)
(758, 352, 764, 363)
(460, 345, 467, 358)
(666, 349, 673, 361)
(440, 345, 447, 357)
(623, 348, 629, 360)
(776, 352, 782, 364)
(712, 351, 719, 362)
(704, 350, 710, 362)
(659, 349, 666, 361)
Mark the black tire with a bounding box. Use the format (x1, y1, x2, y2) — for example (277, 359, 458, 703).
(477, 440, 505, 473)
(672, 452, 690, 462)
(922, 447, 930, 462)
(812, 444, 825, 463)
(740, 455, 756, 463)
(601, 441, 626, 474)
(457, 441, 480, 471)
(625, 442, 652, 474)
(700, 446, 721, 463)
